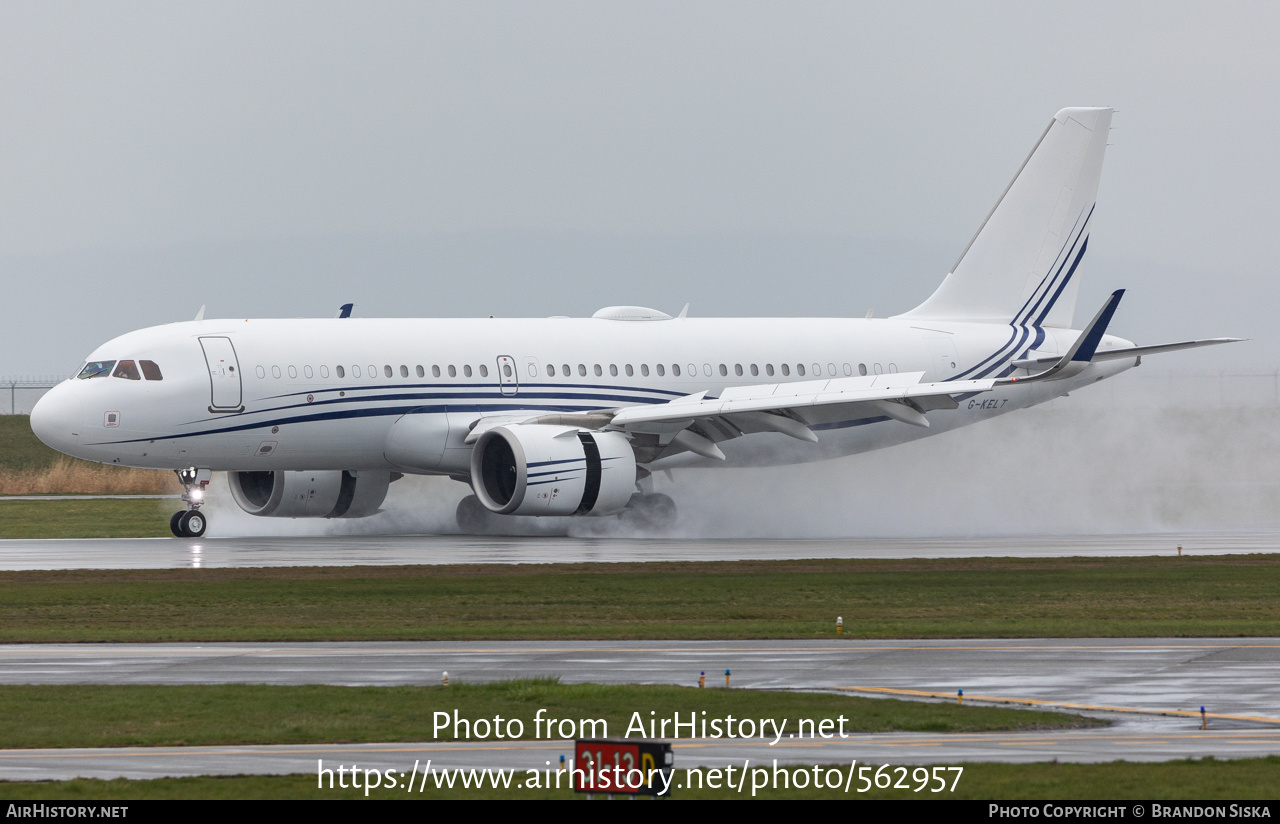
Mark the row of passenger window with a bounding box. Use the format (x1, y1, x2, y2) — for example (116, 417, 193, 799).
(253, 360, 897, 382)
(539, 361, 893, 378)
(253, 364, 491, 380)
(77, 360, 164, 381)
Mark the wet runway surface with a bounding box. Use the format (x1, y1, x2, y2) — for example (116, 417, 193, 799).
(2, 531, 1277, 570)
(4, 638, 1275, 726)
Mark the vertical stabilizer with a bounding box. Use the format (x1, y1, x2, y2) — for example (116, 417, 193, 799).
(899, 107, 1112, 327)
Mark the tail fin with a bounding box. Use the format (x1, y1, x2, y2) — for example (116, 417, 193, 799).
(899, 107, 1113, 328)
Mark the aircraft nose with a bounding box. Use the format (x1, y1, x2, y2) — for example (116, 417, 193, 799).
(29, 382, 80, 454)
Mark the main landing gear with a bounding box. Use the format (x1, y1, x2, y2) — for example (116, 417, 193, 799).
(619, 493, 678, 532)
(452, 492, 678, 534)
(170, 467, 212, 538)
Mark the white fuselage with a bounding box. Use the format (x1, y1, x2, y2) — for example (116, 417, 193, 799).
(31, 315, 1136, 477)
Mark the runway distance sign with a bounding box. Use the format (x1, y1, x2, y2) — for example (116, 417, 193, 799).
(573, 739, 673, 796)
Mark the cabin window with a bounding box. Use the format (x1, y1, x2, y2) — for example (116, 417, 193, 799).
(826, 363, 835, 376)
(750, 364, 758, 377)
(448, 365, 457, 377)
(562, 364, 571, 377)
(368, 365, 377, 378)
(138, 360, 163, 380)
(641, 364, 650, 377)
(77, 361, 116, 379)
(381, 365, 390, 378)
(591, 364, 600, 377)
(304, 365, 314, 379)
(463, 365, 473, 377)
(734, 364, 743, 377)
(287, 365, 297, 379)
(719, 364, 728, 377)
(765, 364, 774, 377)
(320, 365, 329, 378)
(889, 363, 899, 373)
(843, 363, 852, 376)
(416, 365, 424, 378)
(432, 365, 441, 378)
(812, 363, 821, 376)
(271, 365, 282, 379)
(336, 366, 345, 378)
(796, 364, 806, 377)
(255, 365, 265, 379)
(400, 365, 408, 378)
(656, 364, 665, 376)
(673, 364, 682, 377)
(546, 364, 555, 377)
(479, 364, 489, 378)
(112, 360, 141, 380)
(859, 363, 867, 376)
(625, 364, 634, 377)
(873, 363, 883, 375)
(352, 365, 362, 378)
(578, 364, 586, 376)
(781, 364, 790, 376)
(609, 364, 618, 377)
(702, 363, 712, 377)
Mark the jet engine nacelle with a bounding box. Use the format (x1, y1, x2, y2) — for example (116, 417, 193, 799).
(227, 470, 391, 518)
(470, 424, 637, 516)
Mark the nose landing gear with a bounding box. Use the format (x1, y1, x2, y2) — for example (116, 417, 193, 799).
(171, 467, 212, 538)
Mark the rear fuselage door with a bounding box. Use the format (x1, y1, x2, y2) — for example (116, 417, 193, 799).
(497, 356, 518, 396)
(199, 336, 244, 411)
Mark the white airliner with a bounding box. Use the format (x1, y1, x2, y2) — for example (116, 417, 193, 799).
(30, 107, 1238, 537)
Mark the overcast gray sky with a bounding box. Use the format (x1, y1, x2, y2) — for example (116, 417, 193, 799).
(3, 1, 1276, 377)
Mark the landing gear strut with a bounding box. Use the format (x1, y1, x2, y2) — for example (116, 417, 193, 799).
(171, 467, 211, 538)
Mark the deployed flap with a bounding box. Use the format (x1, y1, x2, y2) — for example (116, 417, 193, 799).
(900, 108, 1113, 327)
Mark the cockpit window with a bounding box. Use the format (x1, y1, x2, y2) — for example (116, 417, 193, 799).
(112, 360, 142, 380)
(77, 361, 116, 379)
(140, 360, 163, 380)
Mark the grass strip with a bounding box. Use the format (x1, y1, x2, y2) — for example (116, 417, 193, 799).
(0, 681, 1095, 749)
(0, 417, 176, 496)
(0, 498, 172, 539)
(2, 758, 1278, 800)
(1, 556, 1279, 641)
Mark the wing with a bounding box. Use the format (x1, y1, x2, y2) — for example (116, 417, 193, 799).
(486, 371, 996, 462)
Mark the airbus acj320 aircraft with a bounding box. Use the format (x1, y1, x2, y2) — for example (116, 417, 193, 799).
(31, 107, 1238, 537)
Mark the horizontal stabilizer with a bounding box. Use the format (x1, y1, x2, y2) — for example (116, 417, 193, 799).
(1013, 337, 1246, 369)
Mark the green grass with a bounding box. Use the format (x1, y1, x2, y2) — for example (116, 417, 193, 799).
(0, 415, 60, 472)
(0, 681, 1095, 750)
(1, 556, 1279, 642)
(4, 758, 1279, 799)
(0, 498, 172, 538)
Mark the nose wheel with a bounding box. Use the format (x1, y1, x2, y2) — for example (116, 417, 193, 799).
(171, 467, 212, 538)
